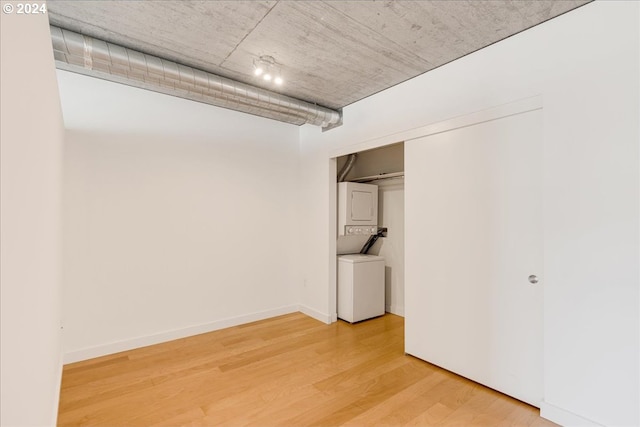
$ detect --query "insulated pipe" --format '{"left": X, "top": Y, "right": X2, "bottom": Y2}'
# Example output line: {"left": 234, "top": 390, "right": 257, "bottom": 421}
{"left": 50, "top": 26, "right": 341, "bottom": 128}
{"left": 360, "top": 227, "right": 387, "bottom": 254}
{"left": 337, "top": 153, "right": 357, "bottom": 182}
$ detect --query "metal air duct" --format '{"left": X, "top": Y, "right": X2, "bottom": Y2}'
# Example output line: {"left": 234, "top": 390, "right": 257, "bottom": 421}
{"left": 337, "top": 153, "right": 357, "bottom": 182}
{"left": 50, "top": 26, "right": 341, "bottom": 128}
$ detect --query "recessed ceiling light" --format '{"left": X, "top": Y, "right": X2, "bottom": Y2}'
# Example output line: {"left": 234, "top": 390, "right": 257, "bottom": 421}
{"left": 274, "top": 76, "right": 283, "bottom": 85}
{"left": 263, "top": 73, "right": 272, "bottom": 81}
{"left": 254, "top": 67, "right": 263, "bottom": 76}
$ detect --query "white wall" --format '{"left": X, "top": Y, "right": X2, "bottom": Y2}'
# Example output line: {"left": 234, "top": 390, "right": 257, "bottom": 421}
{"left": 58, "top": 71, "right": 301, "bottom": 362}
{"left": 373, "top": 180, "right": 404, "bottom": 316}
{"left": 0, "top": 7, "right": 65, "bottom": 427}
{"left": 299, "top": 2, "right": 639, "bottom": 426}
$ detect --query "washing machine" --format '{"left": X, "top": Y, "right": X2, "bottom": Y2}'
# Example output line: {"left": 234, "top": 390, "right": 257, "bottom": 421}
{"left": 337, "top": 254, "right": 385, "bottom": 323}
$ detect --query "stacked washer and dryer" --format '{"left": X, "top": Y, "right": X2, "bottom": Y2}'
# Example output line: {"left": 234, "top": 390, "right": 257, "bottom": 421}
{"left": 337, "top": 182, "right": 386, "bottom": 323}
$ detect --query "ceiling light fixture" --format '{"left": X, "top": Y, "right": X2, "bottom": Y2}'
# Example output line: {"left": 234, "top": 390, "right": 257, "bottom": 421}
{"left": 253, "top": 55, "right": 283, "bottom": 86}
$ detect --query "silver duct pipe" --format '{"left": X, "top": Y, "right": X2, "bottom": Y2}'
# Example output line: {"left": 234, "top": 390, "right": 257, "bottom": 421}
{"left": 337, "top": 153, "right": 357, "bottom": 182}
{"left": 50, "top": 26, "right": 341, "bottom": 128}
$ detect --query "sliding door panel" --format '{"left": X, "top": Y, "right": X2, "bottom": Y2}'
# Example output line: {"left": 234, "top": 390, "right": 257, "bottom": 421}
{"left": 405, "top": 110, "right": 543, "bottom": 406}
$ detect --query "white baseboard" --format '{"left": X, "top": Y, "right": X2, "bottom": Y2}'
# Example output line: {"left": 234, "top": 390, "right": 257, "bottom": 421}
{"left": 298, "top": 304, "right": 333, "bottom": 324}
{"left": 540, "top": 401, "right": 603, "bottom": 427}
{"left": 386, "top": 305, "right": 405, "bottom": 317}
{"left": 63, "top": 305, "right": 299, "bottom": 364}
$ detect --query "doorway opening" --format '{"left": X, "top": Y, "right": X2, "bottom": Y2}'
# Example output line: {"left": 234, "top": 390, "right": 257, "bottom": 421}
{"left": 333, "top": 142, "right": 405, "bottom": 321}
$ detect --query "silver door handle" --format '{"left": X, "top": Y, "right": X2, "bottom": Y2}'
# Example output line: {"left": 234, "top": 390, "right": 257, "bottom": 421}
{"left": 528, "top": 275, "right": 539, "bottom": 284}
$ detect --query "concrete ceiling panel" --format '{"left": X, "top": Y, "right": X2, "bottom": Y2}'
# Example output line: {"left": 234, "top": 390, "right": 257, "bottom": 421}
{"left": 48, "top": 1, "right": 277, "bottom": 80}
{"left": 47, "top": 0, "right": 591, "bottom": 117}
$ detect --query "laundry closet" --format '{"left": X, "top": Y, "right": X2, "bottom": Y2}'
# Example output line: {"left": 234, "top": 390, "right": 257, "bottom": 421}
{"left": 335, "top": 142, "right": 405, "bottom": 321}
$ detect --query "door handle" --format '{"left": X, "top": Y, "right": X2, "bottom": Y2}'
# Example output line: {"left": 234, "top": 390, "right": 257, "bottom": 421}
{"left": 528, "top": 275, "right": 539, "bottom": 284}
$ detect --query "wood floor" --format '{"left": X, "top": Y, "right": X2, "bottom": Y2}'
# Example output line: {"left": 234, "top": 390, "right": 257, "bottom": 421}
{"left": 58, "top": 313, "right": 557, "bottom": 427}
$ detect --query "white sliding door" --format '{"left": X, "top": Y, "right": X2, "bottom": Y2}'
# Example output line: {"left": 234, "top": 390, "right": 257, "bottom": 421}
{"left": 405, "top": 109, "right": 543, "bottom": 406}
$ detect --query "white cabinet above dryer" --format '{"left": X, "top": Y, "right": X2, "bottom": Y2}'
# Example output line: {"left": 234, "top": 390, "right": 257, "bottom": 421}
{"left": 338, "top": 182, "right": 378, "bottom": 236}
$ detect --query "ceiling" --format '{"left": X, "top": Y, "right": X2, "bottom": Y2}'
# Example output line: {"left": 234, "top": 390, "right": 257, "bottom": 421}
{"left": 48, "top": 0, "right": 589, "bottom": 117}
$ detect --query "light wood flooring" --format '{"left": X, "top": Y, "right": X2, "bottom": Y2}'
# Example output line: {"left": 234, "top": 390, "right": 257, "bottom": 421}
{"left": 58, "top": 313, "right": 557, "bottom": 427}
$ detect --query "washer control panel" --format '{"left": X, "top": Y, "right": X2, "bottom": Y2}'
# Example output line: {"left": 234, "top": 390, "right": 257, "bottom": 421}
{"left": 344, "top": 225, "right": 377, "bottom": 236}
